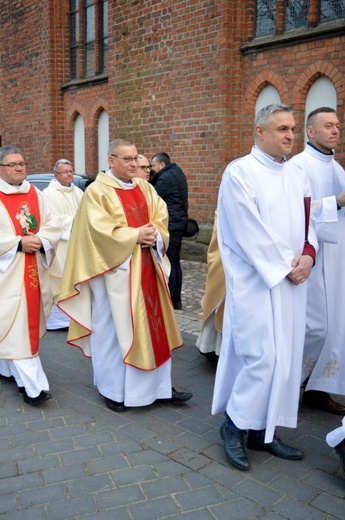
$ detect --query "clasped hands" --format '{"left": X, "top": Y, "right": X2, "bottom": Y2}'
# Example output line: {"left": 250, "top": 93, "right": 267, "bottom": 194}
{"left": 137, "top": 223, "right": 157, "bottom": 248}
{"left": 21, "top": 232, "right": 43, "bottom": 253}
{"left": 288, "top": 255, "right": 314, "bottom": 285}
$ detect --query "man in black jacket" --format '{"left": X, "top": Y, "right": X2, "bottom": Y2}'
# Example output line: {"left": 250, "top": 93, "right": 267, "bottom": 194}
{"left": 151, "top": 152, "right": 188, "bottom": 310}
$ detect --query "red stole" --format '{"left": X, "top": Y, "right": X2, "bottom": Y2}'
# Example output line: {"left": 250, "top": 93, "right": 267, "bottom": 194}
{"left": 116, "top": 185, "right": 171, "bottom": 368}
{"left": 0, "top": 186, "right": 41, "bottom": 355}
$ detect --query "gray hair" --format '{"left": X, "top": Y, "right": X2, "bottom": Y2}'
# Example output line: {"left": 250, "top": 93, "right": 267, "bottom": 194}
{"left": 0, "top": 145, "right": 23, "bottom": 163}
{"left": 255, "top": 104, "right": 293, "bottom": 129}
{"left": 53, "top": 159, "right": 72, "bottom": 173}
{"left": 108, "top": 138, "right": 134, "bottom": 155}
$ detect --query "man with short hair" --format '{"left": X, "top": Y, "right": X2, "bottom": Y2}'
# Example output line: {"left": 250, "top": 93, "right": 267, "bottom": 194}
{"left": 290, "top": 107, "right": 345, "bottom": 415}
{"left": 212, "top": 104, "right": 316, "bottom": 471}
{"left": 150, "top": 152, "right": 188, "bottom": 310}
{"left": 43, "top": 159, "right": 84, "bottom": 330}
{"left": 58, "top": 138, "right": 192, "bottom": 412}
{"left": 0, "top": 145, "right": 61, "bottom": 405}
{"left": 136, "top": 154, "right": 151, "bottom": 181}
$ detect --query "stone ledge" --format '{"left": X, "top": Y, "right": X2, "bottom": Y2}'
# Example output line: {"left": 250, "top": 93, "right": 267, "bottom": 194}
{"left": 181, "top": 224, "right": 212, "bottom": 263}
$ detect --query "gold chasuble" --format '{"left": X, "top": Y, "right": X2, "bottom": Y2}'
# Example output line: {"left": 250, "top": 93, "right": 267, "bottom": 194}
{"left": 58, "top": 173, "right": 183, "bottom": 371}
{"left": 201, "top": 214, "right": 225, "bottom": 332}
{"left": 0, "top": 187, "right": 41, "bottom": 355}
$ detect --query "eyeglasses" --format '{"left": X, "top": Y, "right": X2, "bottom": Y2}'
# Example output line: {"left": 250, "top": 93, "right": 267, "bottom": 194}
{"left": 0, "top": 162, "right": 27, "bottom": 168}
{"left": 110, "top": 154, "right": 140, "bottom": 164}
{"left": 138, "top": 165, "right": 151, "bottom": 171}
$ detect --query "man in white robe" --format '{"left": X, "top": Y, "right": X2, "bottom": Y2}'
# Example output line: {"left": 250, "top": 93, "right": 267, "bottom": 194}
{"left": 0, "top": 145, "right": 61, "bottom": 405}
{"left": 290, "top": 107, "right": 345, "bottom": 415}
{"left": 58, "top": 138, "right": 192, "bottom": 412}
{"left": 212, "top": 104, "right": 317, "bottom": 471}
{"left": 43, "top": 159, "right": 84, "bottom": 330}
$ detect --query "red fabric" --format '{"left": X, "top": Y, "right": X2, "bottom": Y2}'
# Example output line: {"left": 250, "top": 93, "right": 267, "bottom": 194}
{"left": 303, "top": 196, "right": 316, "bottom": 264}
{"left": 116, "top": 185, "right": 171, "bottom": 368}
{"left": 0, "top": 186, "right": 41, "bottom": 355}
{"left": 302, "top": 241, "right": 316, "bottom": 262}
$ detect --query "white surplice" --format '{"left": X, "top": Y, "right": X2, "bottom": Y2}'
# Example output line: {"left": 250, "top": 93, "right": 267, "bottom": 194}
{"left": 212, "top": 146, "right": 317, "bottom": 443}
{"left": 43, "top": 180, "right": 84, "bottom": 330}
{"left": 290, "top": 144, "right": 345, "bottom": 395}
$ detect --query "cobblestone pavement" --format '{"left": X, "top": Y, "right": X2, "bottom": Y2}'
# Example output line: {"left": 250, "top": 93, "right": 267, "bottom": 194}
{"left": 1, "top": 260, "right": 345, "bottom": 519}
{"left": 174, "top": 260, "right": 207, "bottom": 336}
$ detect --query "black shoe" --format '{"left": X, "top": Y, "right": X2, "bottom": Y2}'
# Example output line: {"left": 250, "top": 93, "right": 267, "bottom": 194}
{"left": 173, "top": 301, "right": 182, "bottom": 310}
{"left": 23, "top": 391, "right": 52, "bottom": 406}
{"left": 335, "top": 440, "right": 345, "bottom": 474}
{"left": 303, "top": 390, "right": 345, "bottom": 415}
{"left": 200, "top": 351, "right": 219, "bottom": 363}
{"left": 156, "top": 387, "right": 193, "bottom": 404}
{"left": 0, "top": 374, "right": 15, "bottom": 383}
{"left": 103, "top": 396, "right": 127, "bottom": 412}
{"left": 171, "top": 387, "right": 192, "bottom": 403}
{"left": 247, "top": 430, "right": 303, "bottom": 460}
{"left": 220, "top": 422, "right": 250, "bottom": 470}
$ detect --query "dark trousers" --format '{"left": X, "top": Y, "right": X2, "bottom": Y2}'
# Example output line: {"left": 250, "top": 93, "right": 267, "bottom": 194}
{"left": 167, "top": 230, "right": 183, "bottom": 306}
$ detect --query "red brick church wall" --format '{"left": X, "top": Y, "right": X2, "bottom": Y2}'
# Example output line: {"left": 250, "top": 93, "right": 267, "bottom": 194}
{"left": 0, "top": 0, "right": 344, "bottom": 224}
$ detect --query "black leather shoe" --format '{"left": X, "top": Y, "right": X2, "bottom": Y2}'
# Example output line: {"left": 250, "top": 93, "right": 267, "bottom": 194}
{"left": 335, "top": 439, "right": 345, "bottom": 474}
{"left": 156, "top": 387, "right": 193, "bottom": 404}
{"left": 171, "top": 387, "right": 192, "bottom": 403}
{"left": 0, "top": 374, "right": 15, "bottom": 383}
{"left": 23, "top": 391, "right": 52, "bottom": 406}
{"left": 247, "top": 430, "right": 303, "bottom": 460}
{"left": 303, "top": 390, "right": 345, "bottom": 415}
{"left": 220, "top": 422, "right": 250, "bottom": 470}
{"left": 103, "top": 396, "right": 127, "bottom": 412}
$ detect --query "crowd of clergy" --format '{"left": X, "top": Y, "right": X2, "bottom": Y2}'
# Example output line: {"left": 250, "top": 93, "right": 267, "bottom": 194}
{"left": 1, "top": 103, "right": 345, "bottom": 474}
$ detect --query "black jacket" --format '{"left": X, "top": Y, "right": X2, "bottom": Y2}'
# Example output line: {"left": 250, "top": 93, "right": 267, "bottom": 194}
{"left": 154, "top": 163, "right": 188, "bottom": 232}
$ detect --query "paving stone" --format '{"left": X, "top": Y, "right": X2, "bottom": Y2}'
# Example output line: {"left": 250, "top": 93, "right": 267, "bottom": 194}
{"left": 174, "top": 486, "right": 229, "bottom": 510}
{"left": 46, "top": 495, "right": 97, "bottom": 519}
{"left": 65, "top": 473, "right": 114, "bottom": 497}
{"left": 310, "top": 491, "right": 345, "bottom": 518}
{"left": 42, "top": 462, "right": 88, "bottom": 485}
{"left": 18, "top": 483, "right": 68, "bottom": 508}
{"left": 272, "top": 496, "right": 330, "bottom": 519}
{"left": 110, "top": 465, "right": 158, "bottom": 486}
{"left": 233, "top": 478, "right": 284, "bottom": 508}
{"left": 95, "top": 485, "right": 145, "bottom": 509}
{"left": 0, "top": 492, "right": 18, "bottom": 514}
{"left": 1, "top": 261, "right": 345, "bottom": 519}
{"left": 169, "top": 447, "right": 212, "bottom": 471}
{"left": 141, "top": 475, "right": 189, "bottom": 499}
{"left": 85, "top": 454, "right": 130, "bottom": 475}
{"left": 128, "top": 496, "right": 181, "bottom": 520}
{"left": 210, "top": 497, "right": 267, "bottom": 519}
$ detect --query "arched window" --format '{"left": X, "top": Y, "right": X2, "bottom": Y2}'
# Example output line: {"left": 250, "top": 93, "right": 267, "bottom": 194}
{"left": 74, "top": 115, "right": 85, "bottom": 174}
{"left": 98, "top": 110, "right": 109, "bottom": 172}
{"left": 255, "top": 85, "right": 281, "bottom": 115}
{"left": 305, "top": 77, "right": 337, "bottom": 142}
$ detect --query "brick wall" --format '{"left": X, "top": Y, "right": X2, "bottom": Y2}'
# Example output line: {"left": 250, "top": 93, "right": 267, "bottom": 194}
{"left": 0, "top": 0, "right": 344, "bottom": 225}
